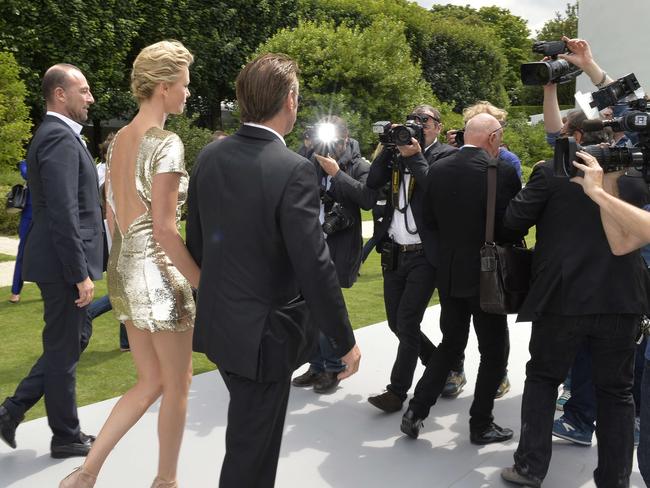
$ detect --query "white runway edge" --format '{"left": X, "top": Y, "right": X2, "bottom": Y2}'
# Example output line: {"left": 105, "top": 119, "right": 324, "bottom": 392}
{"left": 0, "top": 305, "right": 644, "bottom": 487}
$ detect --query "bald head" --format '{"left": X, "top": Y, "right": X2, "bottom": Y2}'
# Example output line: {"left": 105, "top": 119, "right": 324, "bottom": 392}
{"left": 464, "top": 113, "right": 503, "bottom": 157}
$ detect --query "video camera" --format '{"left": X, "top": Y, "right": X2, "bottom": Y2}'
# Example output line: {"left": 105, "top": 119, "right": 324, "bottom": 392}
{"left": 520, "top": 40, "right": 583, "bottom": 86}
{"left": 554, "top": 73, "right": 650, "bottom": 179}
{"left": 373, "top": 114, "right": 426, "bottom": 148}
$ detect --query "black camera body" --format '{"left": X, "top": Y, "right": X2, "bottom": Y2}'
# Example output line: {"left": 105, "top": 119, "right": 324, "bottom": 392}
{"left": 589, "top": 73, "right": 641, "bottom": 110}
{"left": 520, "top": 40, "right": 582, "bottom": 86}
{"left": 373, "top": 119, "right": 425, "bottom": 148}
{"left": 322, "top": 203, "right": 354, "bottom": 235}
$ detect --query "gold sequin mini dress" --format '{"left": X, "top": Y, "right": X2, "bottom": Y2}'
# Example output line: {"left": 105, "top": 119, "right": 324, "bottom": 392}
{"left": 106, "top": 127, "right": 195, "bottom": 332}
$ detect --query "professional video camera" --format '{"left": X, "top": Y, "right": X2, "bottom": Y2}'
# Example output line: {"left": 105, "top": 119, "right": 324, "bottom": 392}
{"left": 320, "top": 190, "right": 354, "bottom": 235}
{"left": 520, "top": 40, "right": 582, "bottom": 86}
{"left": 554, "top": 73, "right": 650, "bottom": 178}
{"left": 373, "top": 114, "right": 425, "bottom": 148}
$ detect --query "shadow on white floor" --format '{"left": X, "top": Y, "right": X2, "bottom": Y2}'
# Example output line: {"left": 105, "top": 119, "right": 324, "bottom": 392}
{"left": 0, "top": 305, "right": 645, "bottom": 487}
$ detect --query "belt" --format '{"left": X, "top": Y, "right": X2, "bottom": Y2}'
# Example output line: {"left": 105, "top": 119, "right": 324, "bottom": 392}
{"left": 396, "top": 242, "right": 423, "bottom": 252}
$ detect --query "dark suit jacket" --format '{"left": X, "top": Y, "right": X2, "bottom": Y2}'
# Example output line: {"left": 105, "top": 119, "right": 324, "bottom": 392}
{"left": 504, "top": 160, "right": 650, "bottom": 322}
{"left": 312, "top": 142, "right": 376, "bottom": 288}
{"left": 186, "top": 124, "right": 356, "bottom": 381}
{"left": 23, "top": 115, "right": 104, "bottom": 284}
{"left": 366, "top": 140, "right": 457, "bottom": 266}
{"left": 424, "top": 146, "right": 522, "bottom": 298}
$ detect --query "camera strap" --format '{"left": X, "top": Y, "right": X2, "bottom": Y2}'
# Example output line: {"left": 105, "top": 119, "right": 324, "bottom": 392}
{"left": 391, "top": 165, "right": 415, "bottom": 212}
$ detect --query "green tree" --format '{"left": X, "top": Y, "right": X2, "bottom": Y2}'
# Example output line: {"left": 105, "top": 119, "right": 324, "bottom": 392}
{"left": 0, "top": 0, "right": 143, "bottom": 150}
{"left": 257, "top": 17, "right": 446, "bottom": 155}
{"left": 135, "top": 0, "right": 300, "bottom": 130}
{"left": 0, "top": 52, "right": 32, "bottom": 173}
{"left": 430, "top": 5, "right": 531, "bottom": 104}
{"left": 422, "top": 20, "right": 509, "bottom": 113}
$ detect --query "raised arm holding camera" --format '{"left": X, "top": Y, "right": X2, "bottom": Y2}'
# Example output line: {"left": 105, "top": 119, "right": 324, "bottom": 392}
{"left": 500, "top": 39, "right": 650, "bottom": 488}
{"left": 292, "top": 116, "right": 376, "bottom": 394}
{"left": 365, "top": 105, "right": 456, "bottom": 413}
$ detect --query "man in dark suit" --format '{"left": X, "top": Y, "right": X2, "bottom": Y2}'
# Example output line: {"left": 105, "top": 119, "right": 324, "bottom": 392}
{"left": 399, "top": 113, "right": 522, "bottom": 444}
{"left": 186, "top": 53, "right": 361, "bottom": 488}
{"left": 366, "top": 105, "right": 457, "bottom": 413}
{"left": 292, "top": 116, "right": 376, "bottom": 394}
{"left": 0, "top": 64, "right": 104, "bottom": 458}
{"left": 501, "top": 157, "right": 650, "bottom": 485}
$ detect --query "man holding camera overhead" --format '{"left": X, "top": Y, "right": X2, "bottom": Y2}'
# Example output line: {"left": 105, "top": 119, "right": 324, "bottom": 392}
{"left": 365, "top": 105, "right": 456, "bottom": 413}
{"left": 291, "top": 115, "right": 376, "bottom": 394}
{"left": 500, "top": 37, "right": 650, "bottom": 488}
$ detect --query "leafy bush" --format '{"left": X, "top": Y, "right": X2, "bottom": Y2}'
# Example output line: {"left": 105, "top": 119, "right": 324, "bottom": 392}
{"left": 165, "top": 114, "right": 213, "bottom": 176}
{"left": 0, "top": 52, "right": 32, "bottom": 173}
{"left": 257, "top": 17, "right": 447, "bottom": 155}
{"left": 0, "top": 184, "right": 20, "bottom": 235}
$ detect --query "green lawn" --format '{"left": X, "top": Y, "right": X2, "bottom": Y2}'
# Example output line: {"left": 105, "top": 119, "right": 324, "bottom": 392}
{"left": 0, "top": 227, "right": 534, "bottom": 422}
{"left": 0, "top": 253, "right": 15, "bottom": 263}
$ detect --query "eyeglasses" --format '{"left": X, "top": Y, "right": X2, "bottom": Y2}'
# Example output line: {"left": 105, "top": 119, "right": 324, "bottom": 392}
{"left": 409, "top": 113, "right": 440, "bottom": 125}
{"left": 489, "top": 121, "right": 507, "bottom": 136}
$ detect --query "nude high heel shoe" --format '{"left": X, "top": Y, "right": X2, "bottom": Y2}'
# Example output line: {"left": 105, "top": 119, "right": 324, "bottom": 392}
{"left": 59, "top": 467, "right": 97, "bottom": 488}
{"left": 151, "top": 476, "right": 178, "bottom": 488}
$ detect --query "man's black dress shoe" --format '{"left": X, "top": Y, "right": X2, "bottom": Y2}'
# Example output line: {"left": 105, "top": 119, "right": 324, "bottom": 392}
{"left": 368, "top": 391, "right": 403, "bottom": 413}
{"left": 292, "top": 368, "right": 321, "bottom": 388}
{"left": 51, "top": 432, "right": 96, "bottom": 458}
{"left": 400, "top": 409, "right": 424, "bottom": 439}
{"left": 0, "top": 404, "right": 21, "bottom": 449}
{"left": 313, "top": 372, "right": 340, "bottom": 394}
{"left": 470, "top": 423, "right": 513, "bottom": 445}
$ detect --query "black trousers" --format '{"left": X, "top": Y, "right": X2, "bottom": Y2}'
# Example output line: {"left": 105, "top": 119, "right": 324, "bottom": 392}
{"left": 514, "top": 314, "right": 638, "bottom": 487}
{"left": 219, "top": 370, "right": 291, "bottom": 488}
{"left": 383, "top": 250, "right": 436, "bottom": 400}
{"left": 4, "top": 282, "right": 91, "bottom": 443}
{"left": 409, "top": 294, "right": 508, "bottom": 432}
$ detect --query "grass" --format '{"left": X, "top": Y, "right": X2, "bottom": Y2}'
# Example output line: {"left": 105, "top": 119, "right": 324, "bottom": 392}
{"left": 0, "top": 253, "right": 15, "bottom": 263}
{"left": 0, "top": 227, "right": 533, "bottom": 423}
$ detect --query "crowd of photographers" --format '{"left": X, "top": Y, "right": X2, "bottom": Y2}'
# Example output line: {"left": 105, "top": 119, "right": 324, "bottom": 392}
{"left": 289, "top": 36, "right": 650, "bottom": 487}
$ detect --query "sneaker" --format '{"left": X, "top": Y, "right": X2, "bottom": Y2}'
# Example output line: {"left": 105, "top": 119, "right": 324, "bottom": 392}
{"left": 556, "top": 388, "right": 571, "bottom": 411}
{"left": 495, "top": 375, "right": 511, "bottom": 399}
{"left": 292, "top": 368, "right": 321, "bottom": 388}
{"left": 368, "top": 390, "right": 403, "bottom": 413}
{"left": 501, "top": 466, "right": 542, "bottom": 488}
{"left": 441, "top": 370, "right": 466, "bottom": 398}
{"left": 635, "top": 416, "right": 641, "bottom": 447}
{"left": 552, "top": 416, "right": 592, "bottom": 446}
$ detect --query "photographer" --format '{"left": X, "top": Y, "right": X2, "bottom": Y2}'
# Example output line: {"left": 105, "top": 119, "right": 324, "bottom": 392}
{"left": 292, "top": 115, "right": 376, "bottom": 394}
{"left": 499, "top": 38, "right": 650, "bottom": 488}
{"left": 365, "top": 105, "right": 457, "bottom": 413}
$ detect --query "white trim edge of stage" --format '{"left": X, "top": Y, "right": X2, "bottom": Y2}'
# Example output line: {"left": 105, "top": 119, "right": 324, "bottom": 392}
{"left": 0, "top": 305, "right": 644, "bottom": 487}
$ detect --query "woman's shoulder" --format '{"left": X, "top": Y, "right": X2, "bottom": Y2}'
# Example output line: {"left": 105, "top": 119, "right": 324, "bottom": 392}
{"left": 146, "top": 127, "right": 182, "bottom": 146}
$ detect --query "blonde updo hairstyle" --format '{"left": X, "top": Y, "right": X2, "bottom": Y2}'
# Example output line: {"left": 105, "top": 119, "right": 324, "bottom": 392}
{"left": 131, "top": 40, "right": 194, "bottom": 103}
{"left": 463, "top": 101, "right": 508, "bottom": 124}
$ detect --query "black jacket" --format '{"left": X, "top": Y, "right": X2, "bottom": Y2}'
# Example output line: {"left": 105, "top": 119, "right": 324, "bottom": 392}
{"left": 23, "top": 115, "right": 104, "bottom": 284}
{"left": 186, "top": 125, "right": 356, "bottom": 381}
{"left": 366, "top": 140, "right": 457, "bottom": 266}
{"left": 504, "top": 160, "right": 650, "bottom": 321}
{"left": 424, "top": 146, "right": 523, "bottom": 297}
{"left": 312, "top": 142, "right": 376, "bottom": 288}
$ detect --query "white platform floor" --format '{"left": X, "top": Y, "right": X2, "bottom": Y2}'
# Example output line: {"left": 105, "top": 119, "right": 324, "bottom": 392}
{"left": 0, "top": 305, "right": 645, "bottom": 487}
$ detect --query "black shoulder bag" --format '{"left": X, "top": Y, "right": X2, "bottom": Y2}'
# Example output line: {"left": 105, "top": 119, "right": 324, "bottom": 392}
{"left": 479, "top": 159, "right": 532, "bottom": 314}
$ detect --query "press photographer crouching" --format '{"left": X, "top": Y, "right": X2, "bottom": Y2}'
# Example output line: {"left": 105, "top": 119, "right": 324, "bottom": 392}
{"left": 500, "top": 36, "right": 650, "bottom": 488}
{"left": 292, "top": 115, "right": 376, "bottom": 394}
{"left": 365, "top": 105, "right": 457, "bottom": 413}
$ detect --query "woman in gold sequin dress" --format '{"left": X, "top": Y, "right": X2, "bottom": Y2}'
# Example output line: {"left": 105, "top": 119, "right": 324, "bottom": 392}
{"left": 60, "top": 41, "right": 200, "bottom": 488}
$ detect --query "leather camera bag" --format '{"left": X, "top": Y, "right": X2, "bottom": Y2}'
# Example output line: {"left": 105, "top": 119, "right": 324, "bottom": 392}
{"left": 479, "top": 160, "right": 532, "bottom": 314}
